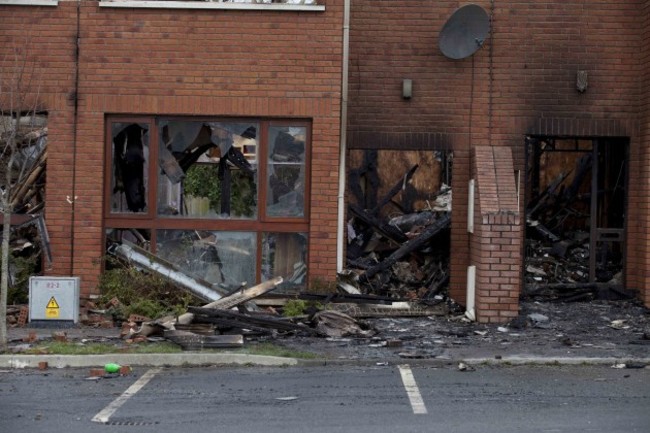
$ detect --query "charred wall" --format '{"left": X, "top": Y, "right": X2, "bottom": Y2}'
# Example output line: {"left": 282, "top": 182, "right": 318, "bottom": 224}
{"left": 636, "top": 0, "right": 650, "bottom": 306}
{"left": 348, "top": 0, "right": 647, "bottom": 308}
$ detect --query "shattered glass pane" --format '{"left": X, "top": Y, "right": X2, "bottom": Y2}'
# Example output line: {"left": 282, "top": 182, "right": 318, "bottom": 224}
{"left": 110, "top": 123, "right": 149, "bottom": 213}
{"left": 156, "top": 229, "right": 256, "bottom": 291}
{"left": 105, "top": 228, "right": 151, "bottom": 251}
{"left": 157, "top": 120, "right": 258, "bottom": 219}
{"left": 262, "top": 232, "right": 307, "bottom": 291}
{"left": 266, "top": 126, "right": 306, "bottom": 218}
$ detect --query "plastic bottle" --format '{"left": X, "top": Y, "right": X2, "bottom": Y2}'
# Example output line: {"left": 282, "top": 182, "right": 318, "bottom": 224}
{"left": 104, "top": 363, "right": 120, "bottom": 374}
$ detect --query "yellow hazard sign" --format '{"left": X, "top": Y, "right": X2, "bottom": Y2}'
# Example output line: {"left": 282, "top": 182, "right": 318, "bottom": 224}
{"left": 45, "top": 297, "right": 60, "bottom": 319}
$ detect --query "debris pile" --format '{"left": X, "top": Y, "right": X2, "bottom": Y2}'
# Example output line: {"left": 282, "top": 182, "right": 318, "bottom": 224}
{"left": 0, "top": 114, "right": 47, "bottom": 215}
{"left": 1, "top": 114, "right": 49, "bottom": 307}
{"left": 345, "top": 163, "right": 452, "bottom": 301}
{"left": 117, "top": 277, "right": 387, "bottom": 350}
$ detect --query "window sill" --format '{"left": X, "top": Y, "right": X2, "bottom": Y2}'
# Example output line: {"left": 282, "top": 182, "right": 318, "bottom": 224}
{"left": 99, "top": 1, "right": 325, "bottom": 12}
{"left": 0, "top": 0, "right": 58, "bottom": 6}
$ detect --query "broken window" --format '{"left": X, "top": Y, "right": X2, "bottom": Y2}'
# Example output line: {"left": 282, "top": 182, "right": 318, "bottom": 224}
{"left": 110, "top": 123, "right": 149, "bottom": 214}
{"left": 105, "top": 116, "right": 310, "bottom": 292}
{"left": 267, "top": 126, "right": 306, "bottom": 218}
{"left": 157, "top": 121, "right": 258, "bottom": 219}
{"left": 262, "top": 232, "right": 308, "bottom": 289}
{"left": 156, "top": 229, "right": 256, "bottom": 290}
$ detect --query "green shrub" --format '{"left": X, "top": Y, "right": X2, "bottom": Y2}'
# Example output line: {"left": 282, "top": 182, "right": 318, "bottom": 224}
{"left": 97, "top": 259, "right": 201, "bottom": 320}
{"left": 6, "top": 255, "right": 37, "bottom": 305}
{"left": 282, "top": 299, "right": 308, "bottom": 317}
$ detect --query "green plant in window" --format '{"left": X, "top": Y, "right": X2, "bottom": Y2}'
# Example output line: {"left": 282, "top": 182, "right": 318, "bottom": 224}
{"left": 183, "top": 164, "right": 221, "bottom": 210}
{"left": 183, "top": 163, "right": 256, "bottom": 217}
{"left": 231, "top": 170, "right": 257, "bottom": 217}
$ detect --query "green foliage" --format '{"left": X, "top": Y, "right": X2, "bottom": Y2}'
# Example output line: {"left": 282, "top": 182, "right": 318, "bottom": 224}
{"left": 231, "top": 170, "right": 257, "bottom": 217}
{"left": 6, "top": 255, "right": 37, "bottom": 305}
{"left": 24, "top": 341, "right": 182, "bottom": 355}
{"left": 97, "top": 259, "right": 200, "bottom": 321}
{"left": 183, "top": 164, "right": 256, "bottom": 217}
{"left": 282, "top": 299, "right": 308, "bottom": 317}
{"left": 183, "top": 164, "right": 221, "bottom": 209}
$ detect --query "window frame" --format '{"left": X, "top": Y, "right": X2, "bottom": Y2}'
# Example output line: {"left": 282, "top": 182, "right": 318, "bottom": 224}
{"left": 104, "top": 115, "right": 311, "bottom": 286}
{"left": 0, "top": 1, "right": 58, "bottom": 6}
{"left": 98, "top": 1, "right": 325, "bottom": 12}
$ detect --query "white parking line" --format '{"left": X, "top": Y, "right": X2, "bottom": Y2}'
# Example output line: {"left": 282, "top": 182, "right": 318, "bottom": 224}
{"left": 91, "top": 367, "right": 162, "bottom": 424}
{"left": 398, "top": 364, "right": 428, "bottom": 415}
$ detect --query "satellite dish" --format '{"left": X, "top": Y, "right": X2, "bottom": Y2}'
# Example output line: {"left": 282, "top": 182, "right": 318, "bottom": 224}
{"left": 439, "top": 4, "right": 490, "bottom": 60}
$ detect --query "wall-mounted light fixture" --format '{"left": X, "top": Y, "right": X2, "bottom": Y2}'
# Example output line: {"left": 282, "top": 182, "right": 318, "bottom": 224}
{"left": 402, "top": 79, "right": 412, "bottom": 99}
{"left": 576, "top": 70, "right": 588, "bottom": 93}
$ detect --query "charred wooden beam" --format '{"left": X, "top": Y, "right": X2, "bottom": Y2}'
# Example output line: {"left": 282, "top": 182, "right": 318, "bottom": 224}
{"left": 527, "top": 171, "right": 571, "bottom": 218}
{"left": 349, "top": 204, "right": 408, "bottom": 244}
{"left": 293, "top": 292, "right": 408, "bottom": 305}
{"left": 359, "top": 213, "right": 451, "bottom": 283}
{"left": 188, "top": 307, "right": 321, "bottom": 335}
{"left": 348, "top": 149, "right": 379, "bottom": 209}
{"left": 525, "top": 282, "right": 597, "bottom": 294}
{"left": 369, "top": 164, "right": 419, "bottom": 216}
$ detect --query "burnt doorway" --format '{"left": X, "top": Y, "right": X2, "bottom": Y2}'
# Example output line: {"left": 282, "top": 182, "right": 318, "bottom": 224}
{"left": 524, "top": 137, "right": 628, "bottom": 301}
{"left": 345, "top": 149, "right": 452, "bottom": 301}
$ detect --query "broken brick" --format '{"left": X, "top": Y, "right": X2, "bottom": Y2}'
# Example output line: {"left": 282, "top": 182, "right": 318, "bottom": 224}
{"left": 17, "top": 306, "right": 28, "bottom": 327}
{"left": 88, "top": 369, "right": 104, "bottom": 377}
{"left": 51, "top": 331, "right": 67, "bottom": 342}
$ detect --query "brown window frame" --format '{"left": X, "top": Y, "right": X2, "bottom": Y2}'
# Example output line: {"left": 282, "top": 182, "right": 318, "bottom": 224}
{"left": 104, "top": 115, "right": 311, "bottom": 285}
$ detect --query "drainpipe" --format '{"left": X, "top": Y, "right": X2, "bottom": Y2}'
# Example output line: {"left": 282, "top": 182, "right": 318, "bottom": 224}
{"left": 68, "top": 0, "right": 81, "bottom": 275}
{"left": 336, "top": 0, "right": 350, "bottom": 272}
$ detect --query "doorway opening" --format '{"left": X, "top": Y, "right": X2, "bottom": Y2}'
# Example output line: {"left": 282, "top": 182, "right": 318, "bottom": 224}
{"left": 524, "top": 137, "right": 629, "bottom": 301}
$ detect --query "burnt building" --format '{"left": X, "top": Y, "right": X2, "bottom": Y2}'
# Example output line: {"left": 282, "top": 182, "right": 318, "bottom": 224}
{"left": 2, "top": 0, "right": 650, "bottom": 323}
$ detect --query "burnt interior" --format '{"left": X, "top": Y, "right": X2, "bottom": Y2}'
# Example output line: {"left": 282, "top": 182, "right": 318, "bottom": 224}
{"left": 524, "top": 136, "right": 629, "bottom": 301}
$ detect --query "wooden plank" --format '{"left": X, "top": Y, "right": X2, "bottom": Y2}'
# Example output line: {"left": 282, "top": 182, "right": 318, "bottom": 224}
{"left": 163, "top": 330, "right": 243, "bottom": 350}
{"left": 176, "top": 276, "right": 283, "bottom": 325}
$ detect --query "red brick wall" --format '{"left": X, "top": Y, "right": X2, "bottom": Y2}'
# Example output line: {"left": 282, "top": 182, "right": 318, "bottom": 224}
{"left": 1, "top": 1, "right": 344, "bottom": 296}
{"left": 0, "top": 3, "right": 78, "bottom": 281}
{"left": 348, "top": 1, "right": 647, "bottom": 308}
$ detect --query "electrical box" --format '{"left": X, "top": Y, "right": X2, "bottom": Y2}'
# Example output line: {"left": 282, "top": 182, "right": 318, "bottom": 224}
{"left": 29, "top": 277, "right": 80, "bottom": 326}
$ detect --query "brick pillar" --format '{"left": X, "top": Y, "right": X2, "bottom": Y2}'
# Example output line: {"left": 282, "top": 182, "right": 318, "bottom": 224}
{"left": 470, "top": 146, "right": 522, "bottom": 323}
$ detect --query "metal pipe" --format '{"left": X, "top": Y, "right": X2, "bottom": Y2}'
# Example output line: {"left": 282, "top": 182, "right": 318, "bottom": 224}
{"left": 336, "top": 0, "right": 351, "bottom": 272}
{"left": 113, "top": 243, "right": 224, "bottom": 302}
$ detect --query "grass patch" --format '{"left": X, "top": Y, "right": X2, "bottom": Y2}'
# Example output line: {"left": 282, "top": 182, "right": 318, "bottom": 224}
{"left": 23, "top": 341, "right": 182, "bottom": 355}
{"left": 19, "top": 340, "right": 314, "bottom": 358}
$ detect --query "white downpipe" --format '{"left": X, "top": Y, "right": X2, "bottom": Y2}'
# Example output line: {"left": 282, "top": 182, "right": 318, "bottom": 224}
{"left": 336, "top": 0, "right": 351, "bottom": 272}
{"left": 466, "top": 265, "right": 476, "bottom": 321}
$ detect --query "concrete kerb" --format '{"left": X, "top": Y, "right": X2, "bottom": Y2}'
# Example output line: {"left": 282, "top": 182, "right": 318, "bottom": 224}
{"left": 1, "top": 353, "right": 648, "bottom": 369}
{"left": 0, "top": 353, "right": 298, "bottom": 369}
{"left": 460, "top": 356, "right": 650, "bottom": 367}
{"left": 297, "top": 356, "right": 650, "bottom": 368}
